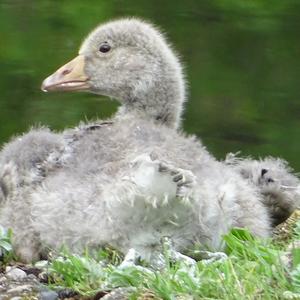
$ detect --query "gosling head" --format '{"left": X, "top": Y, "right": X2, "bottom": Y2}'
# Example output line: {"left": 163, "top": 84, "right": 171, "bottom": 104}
{"left": 41, "top": 18, "right": 186, "bottom": 129}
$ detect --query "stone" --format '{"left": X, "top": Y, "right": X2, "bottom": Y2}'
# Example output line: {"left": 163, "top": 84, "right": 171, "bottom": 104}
{"left": 7, "top": 284, "right": 32, "bottom": 294}
{"left": 40, "top": 290, "right": 59, "bottom": 300}
{"left": 27, "top": 274, "right": 37, "bottom": 280}
{"left": 101, "top": 287, "right": 136, "bottom": 300}
{"left": 34, "top": 260, "right": 49, "bottom": 269}
{"left": 6, "top": 268, "right": 27, "bottom": 281}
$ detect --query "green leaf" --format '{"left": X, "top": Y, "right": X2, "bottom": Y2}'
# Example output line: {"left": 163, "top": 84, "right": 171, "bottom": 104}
{"left": 293, "top": 248, "right": 300, "bottom": 268}
{"left": 0, "top": 240, "right": 12, "bottom": 252}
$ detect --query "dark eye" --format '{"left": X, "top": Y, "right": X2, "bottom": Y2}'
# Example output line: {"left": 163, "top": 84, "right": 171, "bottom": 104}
{"left": 99, "top": 43, "right": 111, "bottom": 53}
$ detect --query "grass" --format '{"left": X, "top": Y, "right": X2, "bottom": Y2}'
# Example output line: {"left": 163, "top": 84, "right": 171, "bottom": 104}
{"left": 2, "top": 224, "right": 300, "bottom": 299}
{"left": 0, "top": 225, "right": 15, "bottom": 265}
{"left": 46, "top": 227, "right": 298, "bottom": 299}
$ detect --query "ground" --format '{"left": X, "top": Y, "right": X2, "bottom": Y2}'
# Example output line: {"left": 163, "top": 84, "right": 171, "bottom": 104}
{"left": 1, "top": 212, "right": 300, "bottom": 299}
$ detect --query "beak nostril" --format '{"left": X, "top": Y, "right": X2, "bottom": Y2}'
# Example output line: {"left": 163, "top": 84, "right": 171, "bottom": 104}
{"left": 41, "top": 55, "right": 88, "bottom": 92}
{"left": 62, "top": 68, "right": 72, "bottom": 76}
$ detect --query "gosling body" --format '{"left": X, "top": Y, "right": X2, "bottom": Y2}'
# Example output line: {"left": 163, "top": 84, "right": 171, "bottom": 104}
{"left": 0, "top": 19, "right": 293, "bottom": 262}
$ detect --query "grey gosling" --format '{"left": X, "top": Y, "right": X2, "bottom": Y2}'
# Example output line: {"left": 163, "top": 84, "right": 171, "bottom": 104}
{"left": 0, "top": 18, "right": 294, "bottom": 263}
{"left": 226, "top": 153, "right": 300, "bottom": 226}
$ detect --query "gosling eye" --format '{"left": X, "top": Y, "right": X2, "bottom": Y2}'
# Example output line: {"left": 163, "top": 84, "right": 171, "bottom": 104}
{"left": 99, "top": 43, "right": 111, "bottom": 53}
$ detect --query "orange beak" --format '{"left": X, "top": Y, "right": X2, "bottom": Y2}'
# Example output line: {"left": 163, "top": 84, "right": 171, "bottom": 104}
{"left": 41, "top": 55, "right": 90, "bottom": 92}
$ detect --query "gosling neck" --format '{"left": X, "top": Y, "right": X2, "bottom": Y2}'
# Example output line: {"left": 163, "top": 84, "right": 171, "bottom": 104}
{"left": 115, "top": 70, "right": 185, "bottom": 130}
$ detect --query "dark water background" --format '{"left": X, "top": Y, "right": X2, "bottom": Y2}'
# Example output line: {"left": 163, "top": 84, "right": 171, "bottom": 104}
{"left": 1, "top": 1, "right": 300, "bottom": 169}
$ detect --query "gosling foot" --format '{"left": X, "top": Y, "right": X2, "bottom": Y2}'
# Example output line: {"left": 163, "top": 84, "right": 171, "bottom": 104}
{"left": 158, "top": 162, "right": 196, "bottom": 199}
{"left": 118, "top": 248, "right": 153, "bottom": 275}
{"left": 149, "top": 237, "right": 197, "bottom": 272}
{"left": 119, "top": 248, "right": 140, "bottom": 268}
{"left": 130, "top": 153, "right": 195, "bottom": 203}
{"left": 195, "top": 250, "right": 228, "bottom": 265}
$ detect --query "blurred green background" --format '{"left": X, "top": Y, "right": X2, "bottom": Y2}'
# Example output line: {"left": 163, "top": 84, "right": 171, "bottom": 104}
{"left": 1, "top": 0, "right": 300, "bottom": 169}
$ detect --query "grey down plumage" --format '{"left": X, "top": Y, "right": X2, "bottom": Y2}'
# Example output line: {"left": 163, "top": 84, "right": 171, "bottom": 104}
{"left": 0, "top": 18, "right": 299, "bottom": 263}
